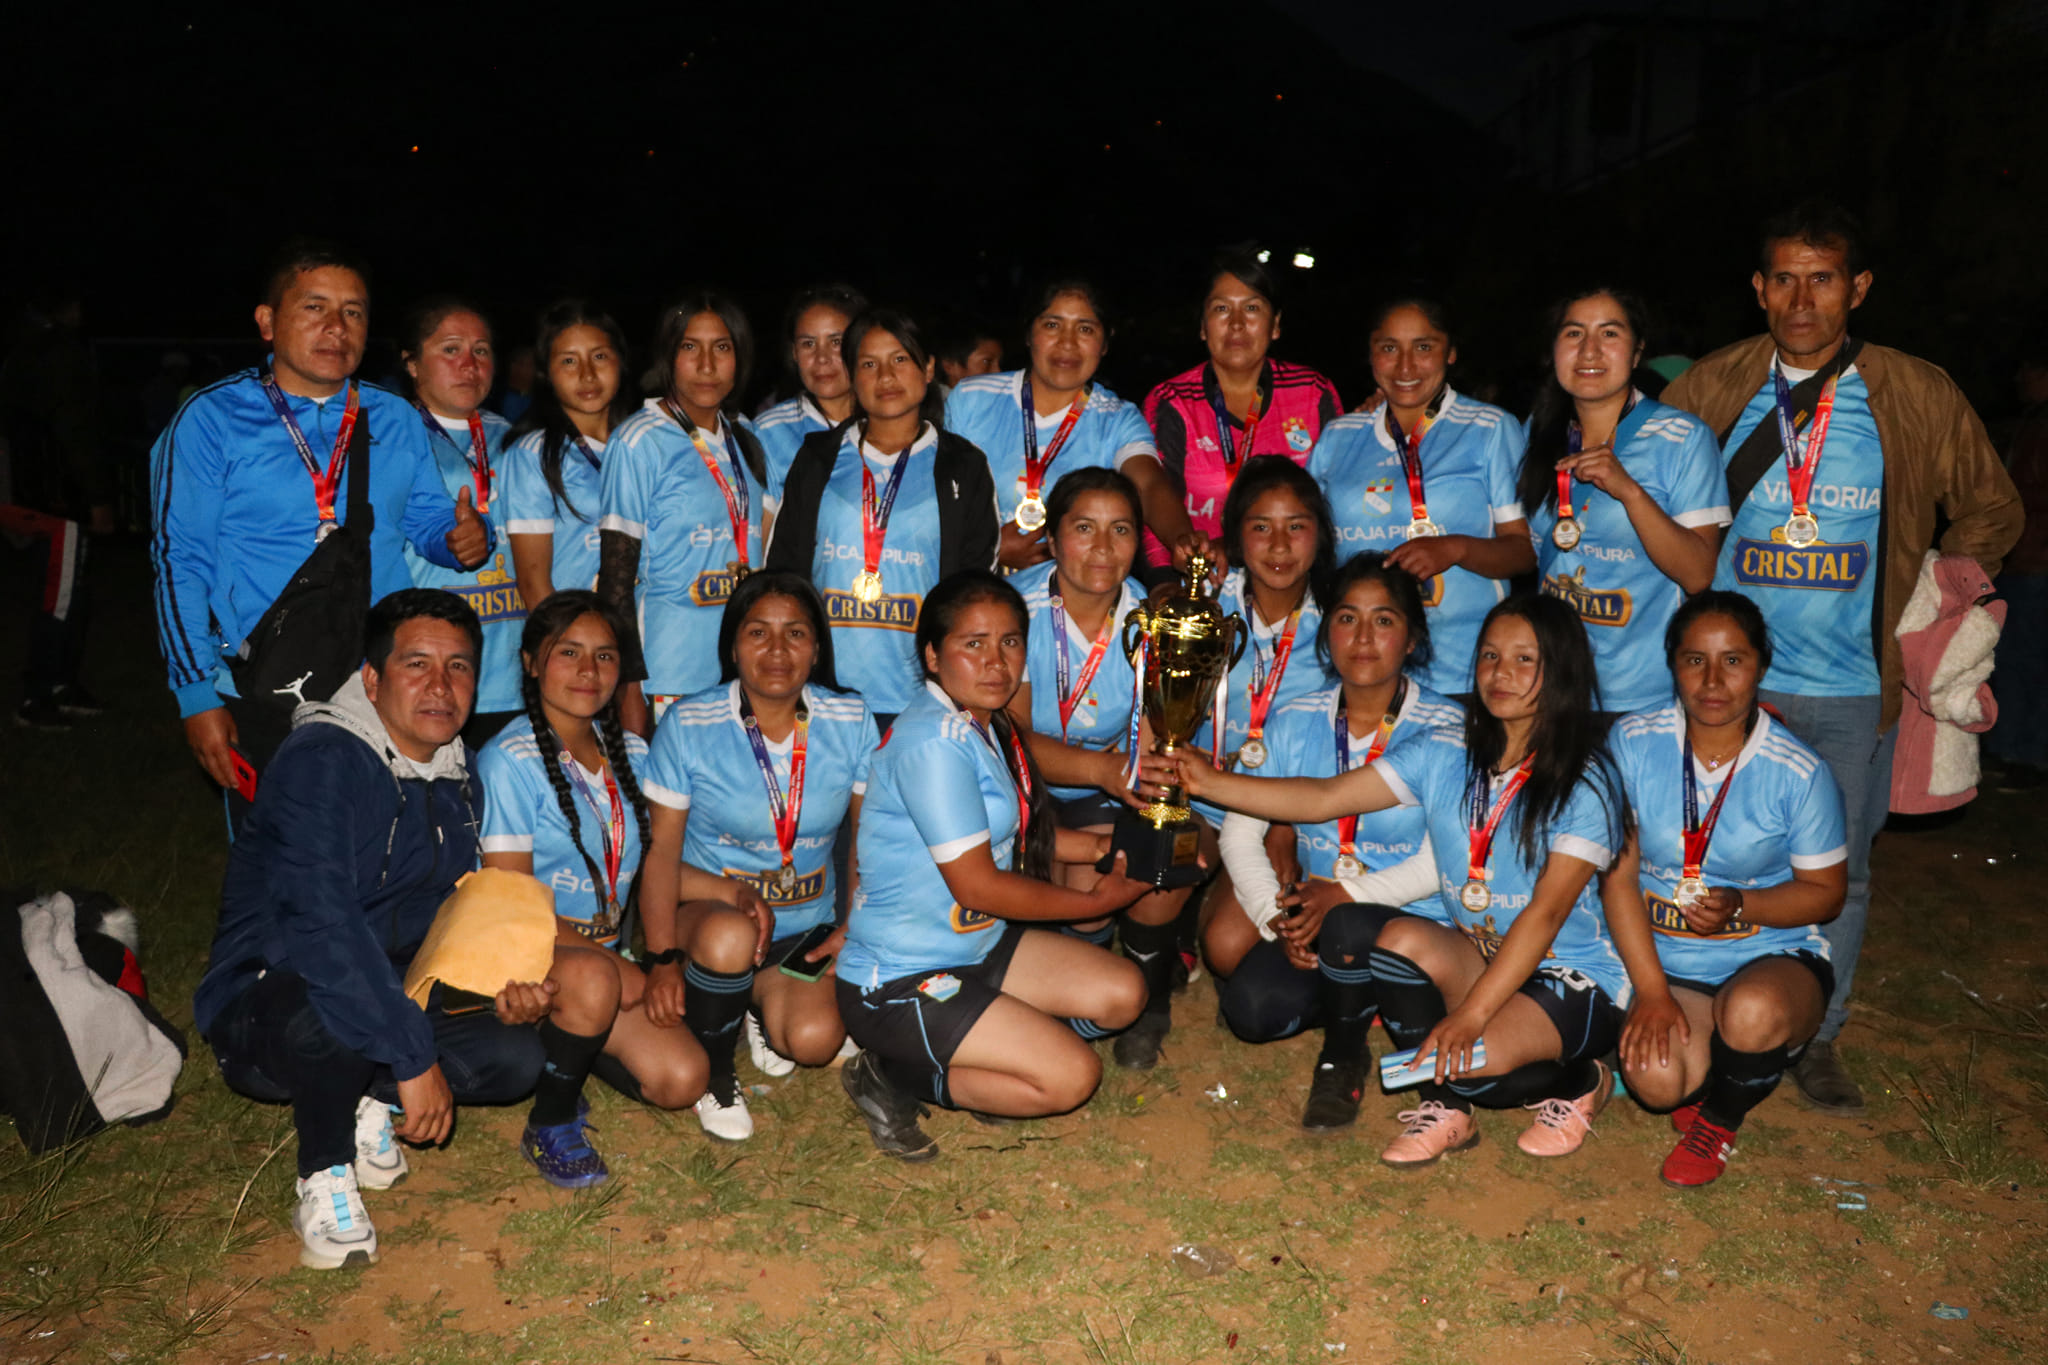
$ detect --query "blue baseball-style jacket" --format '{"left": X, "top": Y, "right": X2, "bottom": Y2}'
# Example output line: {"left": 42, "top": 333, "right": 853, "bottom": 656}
{"left": 149, "top": 369, "right": 485, "bottom": 718}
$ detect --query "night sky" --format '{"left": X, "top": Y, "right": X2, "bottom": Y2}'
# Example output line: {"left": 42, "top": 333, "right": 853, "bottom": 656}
{"left": 5, "top": 1, "right": 2040, "bottom": 413}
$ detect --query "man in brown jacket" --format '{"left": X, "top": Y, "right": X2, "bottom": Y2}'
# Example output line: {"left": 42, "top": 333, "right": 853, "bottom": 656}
{"left": 1662, "top": 201, "right": 2022, "bottom": 1115}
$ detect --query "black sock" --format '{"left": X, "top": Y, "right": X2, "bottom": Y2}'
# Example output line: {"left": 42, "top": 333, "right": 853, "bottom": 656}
{"left": 1120, "top": 918, "right": 1178, "bottom": 1020}
{"left": 1701, "top": 1034, "right": 1790, "bottom": 1130}
{"left": 1366, "top": 947, "right": 1443, "bottom": 1050}
{"left": 1316, "top": 946, "right": 1377, "bottom": 1068}
{"left": 530, "top": 1019, "right": 610, "bottom": 1127}
{"left": 879, "top": 1052, "right": 943, "bottom": 1108}
{"left": 683, "top": 961, "right": 754, "bottom": 1079}
{"left": 1064, "top": 922, "right": 1114, "bottom": 948}
{"left": 1411, "top": 1081, "right": 1470, "bottom": 1114}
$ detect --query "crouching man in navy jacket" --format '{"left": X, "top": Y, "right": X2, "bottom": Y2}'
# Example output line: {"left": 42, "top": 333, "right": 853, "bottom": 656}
{"left": 193, "top": 589, "right": 544, "bottom": 1269}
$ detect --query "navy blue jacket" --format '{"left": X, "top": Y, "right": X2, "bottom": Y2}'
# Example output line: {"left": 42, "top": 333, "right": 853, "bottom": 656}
{"left": 193, "top": 676, "right": 479, "bottom": 1079}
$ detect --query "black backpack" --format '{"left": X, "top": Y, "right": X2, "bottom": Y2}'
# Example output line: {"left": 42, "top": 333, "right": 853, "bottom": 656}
{"left": 228, "top": 407, "right": 375, "bottom": 718}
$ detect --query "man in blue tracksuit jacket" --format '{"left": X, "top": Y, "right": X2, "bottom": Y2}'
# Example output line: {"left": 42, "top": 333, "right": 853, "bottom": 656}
{"left": 194, "top": 589, "right": 542, "bottom": 1270}
{"left": 149, "top": 239, "right": 493, "bottom": 820}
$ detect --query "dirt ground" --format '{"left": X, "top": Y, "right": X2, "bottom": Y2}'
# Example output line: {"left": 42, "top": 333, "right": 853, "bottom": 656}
{"left": 4, "top": 545, "right": 2044, "bottom": 1365}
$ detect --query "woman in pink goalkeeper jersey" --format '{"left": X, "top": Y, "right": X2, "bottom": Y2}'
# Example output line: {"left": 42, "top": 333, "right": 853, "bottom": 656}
{"left": 1141, "top": 249, "right": 1343, "bottom": 575}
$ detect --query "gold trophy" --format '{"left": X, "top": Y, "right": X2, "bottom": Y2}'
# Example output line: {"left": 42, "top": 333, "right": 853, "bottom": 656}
{"left": 1097, "top": 551, "right": 1245, "bottom": 887}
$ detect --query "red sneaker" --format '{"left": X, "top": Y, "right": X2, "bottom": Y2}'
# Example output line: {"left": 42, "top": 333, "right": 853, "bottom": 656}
{"left": 1660, "top": 1114, "right": 1738, "bottom": 1188}
{"left": 1668, "top": 1101, "right": 1702, "bottom": 1135}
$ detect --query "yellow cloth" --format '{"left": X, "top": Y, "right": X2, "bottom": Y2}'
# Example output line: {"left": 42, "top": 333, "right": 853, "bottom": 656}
{"left": 402, "top": 868, "right": 558, "bottom": 1008}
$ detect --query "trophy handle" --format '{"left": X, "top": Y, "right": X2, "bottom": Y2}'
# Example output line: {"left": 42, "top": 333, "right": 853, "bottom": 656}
{"left": 1224, "top": 612, "right": 1248, "bottom": 670}
{"left": 1121, "top": 606, "right": 1151, "bottom": 664}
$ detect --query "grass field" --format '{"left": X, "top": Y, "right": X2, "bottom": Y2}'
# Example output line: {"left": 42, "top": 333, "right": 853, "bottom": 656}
{"left": 4, "top": 545, "right": 2045, "bottom": 1364}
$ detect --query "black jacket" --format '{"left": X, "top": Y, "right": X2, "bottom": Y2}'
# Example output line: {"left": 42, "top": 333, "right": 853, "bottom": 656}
{"left": 765, "top": 423, "right": 999, "bottom": 581}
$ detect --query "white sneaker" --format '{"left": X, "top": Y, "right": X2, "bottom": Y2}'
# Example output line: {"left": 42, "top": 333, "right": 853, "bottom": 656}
{"left": 745, "top": 1012, "right": 796, "bottom": 1078}
{"left": 693, "top": 1073, "right": 755, "bottom": 1142}
{"left": 292, "top": 1164, "right": 379, "bottom": 1269}
{"left": 353, "top": 1095, "right": 408, "bottom": 1190}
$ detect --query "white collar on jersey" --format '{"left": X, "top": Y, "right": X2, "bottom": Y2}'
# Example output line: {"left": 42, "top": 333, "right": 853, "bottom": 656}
{"left": 1677, "top": 703, "right": 1775, "bottom": 784}
{"left": 724, "top": 678, "right": 806, "bottom": 752}
{"left": 1371, "top": 385, "right": 1463, "bottom": 452}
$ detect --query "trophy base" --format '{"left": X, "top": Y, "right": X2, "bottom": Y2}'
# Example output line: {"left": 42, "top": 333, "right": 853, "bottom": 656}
{"left": 1098, "top": 797, "right": 1205, "bottom": 890}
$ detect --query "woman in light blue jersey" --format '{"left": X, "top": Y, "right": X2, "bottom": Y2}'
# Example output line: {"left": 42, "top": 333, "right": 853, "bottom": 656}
{"left": 1177, "top": 594, "right": 1633, "bottom": 1167}
{"left": 503, "top": 301, "right": 637, "bottom": 608}
{"left": 1517, "top": 288, "right": 1730, "bottom": 713}
{"left": 754, "top": 284, "right": 866, "bottom": 498}
{"left": 478, "top": 591, "right": 704, "bottom": 1189}
{"left": 1308, "top": 298, "right": 1535, "bottom": 696}
{"left": 1212, "top": 553, "right": 1462, "bottom": 1132}
{"left": 399, "top": 296, "right": 524, "bottom": 744}
{"left": 1194, "top": 457, "right": 1339, "bottom": 975}
{"left": 1605, "top": 592, "right": 1845, "bottom": 1188}
{"left": 836, "top": 571, "right": 1153, "bottom": 1160}
{"left": 634, "top": 571, "right": 875, "bottom": 1142}
{"left": 1006, "top": 467, "right": 1188, "bottom": 1070}
{"left": 597, "top": 291, "right": 771, "bottom": 738}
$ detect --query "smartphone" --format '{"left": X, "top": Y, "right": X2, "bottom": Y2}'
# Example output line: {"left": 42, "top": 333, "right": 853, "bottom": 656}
{"left": 228, "top": 746, "right": 259, "bottom": 803}
{"left": 777, "top": 921, "right": 838, "bottom": 982}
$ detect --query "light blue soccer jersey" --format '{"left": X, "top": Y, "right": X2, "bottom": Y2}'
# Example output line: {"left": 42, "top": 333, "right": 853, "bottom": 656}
{"left": 1711, "top": 365, "right": 1884, "bottom": 696}
{"left": 477, "top": 715, "right": 650, "bottom": 947}
{"left": 639, "top": 681, "right": 875, "bottom": 937}
{"left": 787, "top": 424, "right": 946, "bottom": 716}
{"left": 598, "top": 400, "right": 767, "bottom": 698}
{"left": 840, "top": 681, "right": 1025, "bottom": 988}
{"left": 944, "top": 372, "right": 1158, "bottom": 525}
{"left": 404, "top": 409, "right": 526, "bottom": 713}
{"left": 1014, "top": 560, "right": 1144, "bottom": 802}
{"left": 1260, "top": 681, "right": 1462, "bottom": 908}
{"left": 1524, "top": 398, "right": 1731, "bottom": 712}
{"left": 1609, "top": 703, "right": 1844, "bottom": 985}
{"left": 501, "top": 427, "right": 605, "bottom": 594}
{"left": 754, "top": 394, "right": 839, "bottom": 505}
{"left": 1308, "top": 389, "right": 1525, "bottom": 695}
{"left": 1188, "top": 570, "right": 1334, "bottom": 822}
{"left": 1374, "top": 722, "right": 1630, "bottom": 1000}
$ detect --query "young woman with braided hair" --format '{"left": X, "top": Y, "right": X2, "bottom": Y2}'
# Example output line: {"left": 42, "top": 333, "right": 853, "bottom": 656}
{"left": 477, "top": 590, "right": 709, "bottom": 1188}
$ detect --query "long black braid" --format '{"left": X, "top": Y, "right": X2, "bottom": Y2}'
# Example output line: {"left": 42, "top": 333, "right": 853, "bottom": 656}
{"left": 516, "top": 589, "right": 654, "bottom": 926}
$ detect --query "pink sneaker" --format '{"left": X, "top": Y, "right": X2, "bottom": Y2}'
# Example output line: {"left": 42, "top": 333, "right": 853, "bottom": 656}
{"left": 1379, "top": 1099, "right": 1480, "bottom": 1168}
{"left": 1517, "top": 1061, "right": 1613, "bottom": 1158}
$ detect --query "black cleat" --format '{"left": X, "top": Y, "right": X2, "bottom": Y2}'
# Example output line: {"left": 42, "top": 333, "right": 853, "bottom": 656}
{"left": 1112, "top": 1013, "right": 1170, "bottom": 1071}
{"left": 1301, "top": 1058, "right": 1368, "bottom": 1132}
{"left": 840, "top": 1050, "right": 939, "bottom": 1162}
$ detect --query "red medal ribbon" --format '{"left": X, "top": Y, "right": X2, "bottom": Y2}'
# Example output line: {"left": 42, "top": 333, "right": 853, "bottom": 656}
{"left": 1050, "top": 594, "right": 1114, "bottom": 741}
{"left": 1020, "top": 375, "right": 1088, "bottom": 504}
{"left": 665, "top": 401, "right": 751, "bottom": 569}
{"left": 969, "top": 712, "right": 1035, "bottom": 856}
{"left": 1243, "top": 609, "right": 1301, "bottom": 745}
{"left": 742, "top": 696, "right": 808, "bottom": 882}
{"left": 1335, "top": 679, "right": 1406, "bottom": 869}
{"left": 1465, "top": 752, "right": 1536, "bottom": 887}
{"left": 463, "top": 410, "right": 492, "bottom": 513}
{"left": 1680, "top": 731, "right": 1738, "bottom": 881}
{"left": 563, "top": 751, "right": 626, "bottom": 914}
{"left": 1554, "top": 466, "right": 1575, "bottom": 524}
{"left": 1385, "top": 390, "right": 1446, "bottom": 530}
{"left": 260, "top": 375, "right": 360, "bottom": 523}
{"left": 860, "top": 437, "right": 914, "bottom": 579}
{"left": 1779, "top": 371, "right": 1839, "bottom": 522}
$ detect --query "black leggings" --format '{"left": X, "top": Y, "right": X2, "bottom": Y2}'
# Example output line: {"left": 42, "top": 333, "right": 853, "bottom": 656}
{"left": 1217, "top": 903, "right": 1400, "bottom": 1042}
{"left": 209, "top": 970, "right": 545, "bottom": 1175}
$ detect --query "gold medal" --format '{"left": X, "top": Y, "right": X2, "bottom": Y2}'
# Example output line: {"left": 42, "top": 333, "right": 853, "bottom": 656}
{"left": 1406, "top": 518, "right": 1444, "bottom": 540}
{"left": 1014, "top": 496, "right": 1048, "bottom": 532}
{"left": 768, "top": 865, "right": 799, "bottom": 899}
{"left": 727, "top": 560, "right": 750, "bottom": 582}
{"left": 1460, "top": 878, "right": 1491, "bottom": 913}
{"left": 1333, "top": 854, "right": 1364, "bottom": 880}
{"left": 851, "top": 570, "right": 884, "bottom": 603}
{"left": 1551, "top": 517, "right": 1582, "bottom": 552}
{"left": 1237, "top": 737, "right": 1268, "bottom": 769}
{"left": 1673, "top": 875, "right": 1708, "bottom": 908}
{"left": 1783, "top": 512, "right": 1820, "bottom": 548}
